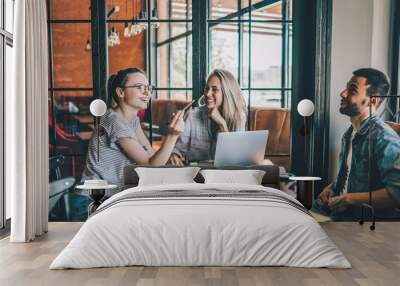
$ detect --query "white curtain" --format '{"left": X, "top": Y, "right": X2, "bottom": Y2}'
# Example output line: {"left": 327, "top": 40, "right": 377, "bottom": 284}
{"left": 7, "top": 0, "right": 49, "bottom": 242}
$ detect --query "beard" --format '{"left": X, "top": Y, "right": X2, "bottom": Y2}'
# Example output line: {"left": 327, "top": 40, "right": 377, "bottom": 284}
{"left": 339, "top": 100, "right": 361, "bottom": 116}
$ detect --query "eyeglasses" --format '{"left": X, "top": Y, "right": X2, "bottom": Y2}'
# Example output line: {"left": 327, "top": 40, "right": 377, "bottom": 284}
{"left": 123, "top": 84, "right": 155, "bottom": 94}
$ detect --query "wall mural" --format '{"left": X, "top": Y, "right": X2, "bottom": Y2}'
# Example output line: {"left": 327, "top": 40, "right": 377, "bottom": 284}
{"left": 47, "top": 0, "right": 400, "bottom": 224}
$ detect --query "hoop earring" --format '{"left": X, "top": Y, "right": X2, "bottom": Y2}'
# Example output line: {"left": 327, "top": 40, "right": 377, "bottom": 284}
{"left": 198, "top": 95, "right": 206, "bottom": 107}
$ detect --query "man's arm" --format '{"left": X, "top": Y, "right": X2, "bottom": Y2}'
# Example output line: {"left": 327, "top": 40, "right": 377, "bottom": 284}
{"left": 374, "top": 130, "right": 400, "bottom": 207}
{"left": 344, "top": 188, "right": 397, "bottom": 208}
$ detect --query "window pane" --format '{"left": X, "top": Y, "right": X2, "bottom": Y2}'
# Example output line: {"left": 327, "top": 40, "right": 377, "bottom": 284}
{"left": 243, "top": 90, "right": 283, "bottom": 108}
{"left": 157, "top": 22, "right": 191, "bottom": 43}
{"left": 251, "top": 0, "right": 282, "bottom": 19}
{"left": 107, "top": 22, "right": 146, "bottom": 75}
{"left": 286, "top": 23, "right": 292, "bottom": 89}
{"left": 157, "top": 22, "right": 192, "bottom": 89}
{"left": 51, "top": 0, "right": 91, "bottom": 20}
{"left": 171, "top": 35, "right": 192, "bottom": 88}
{"left": 49, "top": 90, "right": 94, "bottom": 176}
{"left": 209, "top": 24, "right": 239, "bottom": 79}
{"left": 157, "top": 0, "right": 192, "bottom": 20}
{"left": 155, "top": 89, "right": 192, "bottom": 101}
{"left": 242, "top": 28, "right": 249, "bottom": 88}
{"left": 5, "top": 0, "right": 14, "bottom": 33}
{"left": 209, "top": 0, "right": 238, "bottom": 20}
{"left": 250, "top": 22, "right": 282, "bottom": 88}
{"left": 53, "top": 90, "right": 94, "bottom": 114}
{"left": 5, "top": 44, "right": 13, "bottom": 219}
{"left": 52, "top": 23, "right": 93, "bottom": 89}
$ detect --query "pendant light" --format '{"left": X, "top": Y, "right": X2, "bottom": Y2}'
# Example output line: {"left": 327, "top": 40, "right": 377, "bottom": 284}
{"left": 150, "top": 0, "right": 160, "bottom": 29}
{"left": 123, "top": 0, "right": 130, "bottom": 37}
{"left": 85, "top": 6, "right": 92, "bottom": 51}
{"left": 139, "top": 0, "right": 147, "bottom": 31}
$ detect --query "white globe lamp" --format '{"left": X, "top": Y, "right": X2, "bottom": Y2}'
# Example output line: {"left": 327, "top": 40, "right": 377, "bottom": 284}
{"left": 90, "top": 99, "right": 107, "bottom": 117}
{"left": 90, "top": 99, "right": 107, "bottom": 162}
{"left": 297, "top": 99, "right": 315, "bottom": 117}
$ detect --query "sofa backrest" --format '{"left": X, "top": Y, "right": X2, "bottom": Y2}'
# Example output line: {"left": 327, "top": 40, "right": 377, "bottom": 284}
{"left": 250, "top": 108, "right": 291, "bottom": 169}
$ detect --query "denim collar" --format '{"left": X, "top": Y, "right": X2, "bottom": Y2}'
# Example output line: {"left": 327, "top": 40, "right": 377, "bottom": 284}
{"left": 343, "top": 113, "right": 380, "bottom": 140}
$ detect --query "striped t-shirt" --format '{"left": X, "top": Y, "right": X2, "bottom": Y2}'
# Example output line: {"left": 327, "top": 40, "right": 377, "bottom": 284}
{"left": 82, "top": 109, "right": 140, "bottom": 191}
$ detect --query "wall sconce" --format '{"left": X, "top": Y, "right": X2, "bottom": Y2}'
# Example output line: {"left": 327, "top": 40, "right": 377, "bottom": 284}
{"left": 90, "top": 99, "right": 107, "bottom": 162}
{"left": 297, "top": 99, "right": 315, "bottom": 170}
{"left": 297, "top": 99, "right": 315, "bottom": 136}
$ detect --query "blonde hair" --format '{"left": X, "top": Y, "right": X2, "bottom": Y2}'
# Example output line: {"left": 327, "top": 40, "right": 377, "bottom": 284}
{"left": 207, "top": 69, "right": 247, "bottom": 131}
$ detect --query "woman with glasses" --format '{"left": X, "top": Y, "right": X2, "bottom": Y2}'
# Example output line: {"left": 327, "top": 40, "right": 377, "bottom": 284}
{"left": 82, "top": 67, "right": 185, "bottom": 191}
{"left": 169, "top": 69, "right": 247, "bottom": 166}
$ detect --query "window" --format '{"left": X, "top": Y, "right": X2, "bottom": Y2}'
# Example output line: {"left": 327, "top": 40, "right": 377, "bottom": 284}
{"left": 207, "top": 0, "right": 292, "bottom": 110}
{"left": 47, "top": 0, "right": 93, "bottom": 222}
{"left": 1, "top": 0, "right": 14, "bottom": 229}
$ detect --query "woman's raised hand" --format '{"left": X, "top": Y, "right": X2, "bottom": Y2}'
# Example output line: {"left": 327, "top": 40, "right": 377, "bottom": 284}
{"left": 168, "top": 110, "right": 185, "bottom": 136}
{"left": 208, "top": 108, "right": 228, "bottom": 132}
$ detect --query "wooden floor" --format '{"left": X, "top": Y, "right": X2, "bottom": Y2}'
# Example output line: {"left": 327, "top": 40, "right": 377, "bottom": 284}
{"left": 0, "top": 222, "right": 399, "bottom": 286}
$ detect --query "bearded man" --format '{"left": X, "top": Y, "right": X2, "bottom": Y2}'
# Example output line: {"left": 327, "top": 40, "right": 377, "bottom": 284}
{"left": 314, "top": 68, "right": 400, "bottom": 219}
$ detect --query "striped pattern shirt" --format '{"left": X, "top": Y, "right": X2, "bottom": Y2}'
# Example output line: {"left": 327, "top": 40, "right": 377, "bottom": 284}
{"left": 82, "top": 109, "right": 140, "bottom": 193}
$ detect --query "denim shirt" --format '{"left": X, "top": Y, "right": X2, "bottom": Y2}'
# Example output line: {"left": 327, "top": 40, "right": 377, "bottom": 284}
{"left": 332, "top": 114, "right": 400, "bottom": 206}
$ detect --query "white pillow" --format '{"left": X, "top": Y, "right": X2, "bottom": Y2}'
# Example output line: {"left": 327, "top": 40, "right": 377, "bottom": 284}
{"left": 135, "top": 167, "right": 200, "bottom": 186}
{"left": 200, "top": 169, "right": 266, "bottom": 185}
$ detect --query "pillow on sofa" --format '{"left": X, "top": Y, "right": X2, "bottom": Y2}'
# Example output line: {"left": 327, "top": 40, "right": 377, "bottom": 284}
{"left": 123, "top": 164, "right": 280, "bottom": 189}
{"left": 200, "top": 169, "right": 266, "bottom": 185}
{"left": 135, "top": 167, "right": 200, "bottom": 186}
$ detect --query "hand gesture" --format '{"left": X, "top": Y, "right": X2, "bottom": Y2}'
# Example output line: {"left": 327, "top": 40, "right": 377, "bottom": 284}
{"left": 168, "top": 154, "right": 184, "bottom": 166}
{"left": 208, "top": 108, "right": 228, "bottom": 131}
{"left": 328, "top": 195, "right": 350, "bottom": 214}
{"left": 318, "top": 185, "right": 335, "bottom": 204}
{"left": 168, "top": 111, "right": 185, "bottom": 136}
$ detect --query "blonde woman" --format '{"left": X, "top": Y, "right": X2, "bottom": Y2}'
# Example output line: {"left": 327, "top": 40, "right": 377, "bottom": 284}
{"left": 169, "top": 69, "right": 247, "bottom": 165}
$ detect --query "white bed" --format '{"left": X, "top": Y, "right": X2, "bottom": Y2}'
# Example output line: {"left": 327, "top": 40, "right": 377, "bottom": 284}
{"left": 50, "top": 183, "right": 351, "bottom": 269}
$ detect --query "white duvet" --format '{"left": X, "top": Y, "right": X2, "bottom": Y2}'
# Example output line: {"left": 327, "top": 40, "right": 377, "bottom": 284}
{"left": 50, "top": 183, "right": 351, "bottom": 269}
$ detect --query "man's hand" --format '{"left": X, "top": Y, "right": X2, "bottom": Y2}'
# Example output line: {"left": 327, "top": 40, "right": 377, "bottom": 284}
{"left": 318, "top": 185, "right": 335, "bottom": 204}
{"left": 328, "top": 195, "right": 350, "bottom": 214}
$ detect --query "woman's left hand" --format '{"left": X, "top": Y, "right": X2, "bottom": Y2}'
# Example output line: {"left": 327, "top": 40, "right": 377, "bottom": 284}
{"left": 209, "top": 108, "right": 228, "bottom": 132}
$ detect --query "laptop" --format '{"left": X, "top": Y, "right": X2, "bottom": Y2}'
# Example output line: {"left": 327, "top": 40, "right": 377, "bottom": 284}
{"left": 214, "top": 130, "right": 269, "bottom": 167}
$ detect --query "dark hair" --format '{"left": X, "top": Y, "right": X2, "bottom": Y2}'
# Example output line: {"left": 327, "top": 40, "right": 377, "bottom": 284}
{"left": 107, "top": 67, "right": 146, "bottom": 108}
{"left": 352, "top": 68, "right": 390, "bottom": 105}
